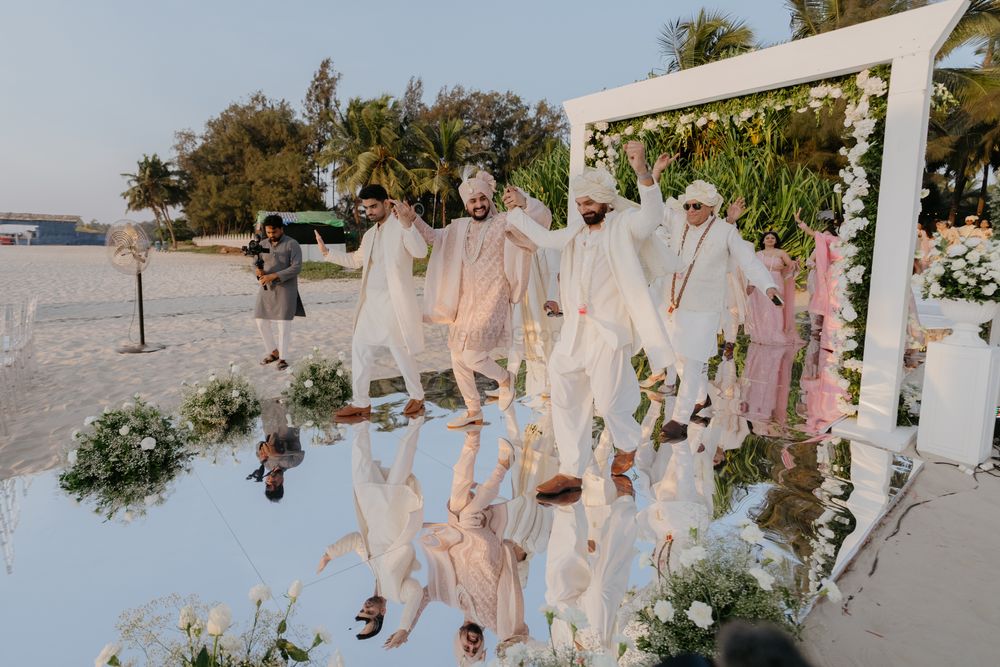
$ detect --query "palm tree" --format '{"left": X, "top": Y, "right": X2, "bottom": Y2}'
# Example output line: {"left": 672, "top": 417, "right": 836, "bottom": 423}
{"left": 412, "top": 119, "right": 481, "bottom": 227}
{"left": 658, "top": 9, "right": 756, "bottom": 73}
{"left": 785, "top": 0, "right": 920, "bottom": 39}
{"left": 121, "top": 154, "right": 185, "bottom": 249}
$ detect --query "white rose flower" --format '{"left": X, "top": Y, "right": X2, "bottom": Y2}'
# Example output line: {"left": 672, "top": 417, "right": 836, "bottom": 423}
{"left": 695, "top": 116, "right": 708, "bottom": 127}
{"left": 820, "top": 579, "right": 843, "bottom": 602}
{"left": 94, "top": 642, "right": 120, "bottom": 667}
{"left": 653, "top": 599, "right": 675, "bottom": 623}
{"left": 121, "top": 401, "right": 133, "bottom": 411}
{"left": 208, "top": 375, "right": 216, "bottom": 382}
{"left": 103, "top": 407, "right": 110, "bottom": 414}
{"left": 740, "top": 523, "right": 765, "bottom": 545}
{"left": 685, "top": 601, "right": 714, "bottom": 629}
{"left": 219, "top": 634, "right": 243, "bottom": 656}
{"left": 186, "top": 420, "right": 194, "bottom": 430}
{"left": 336, "top": 369, "right": 344, "bottom": 377}
{"left": 304, "top": 379, "right": 314, "bottom": 388}
{"left": 140, "top": 437, "right": 157, "bottom": 450}
{"left": 594, "top": 121, "right": 609, "bottom": 131}
{"left": 198, "top": 387, "right": 207, "bottom": 396}
{"left": 119, "top": 425, "right": 130, "bottom": 436}
{"left": 748, "top": 567, "right": 775, "bottom": 591}
{"left": 249, "top": 583, "right": 272, "bottom": 605}
{"left": 288, "top": 579, "right": 303, "bottom": 600}
{"left": 206, "top": 603, "right": 232, "bottom": 636}
{"left": 230, "top": 364, "right": 241, "bottom": 374}
{"left": 84, "top": 416, "right": 97, "bottom": 426}
{"left": 338, "top": 351, "right": 346, "bottom": 361}
{"left": 679, "top": 546, "right": 707, "bottom": 567}
{"left": 559, "top": 606, "right": 588, "bottom": 629}
{"left": 68, "top": 449, "right": 79, "bottom": 465}
{"left": 952, "top": 258, "right": 968, "bottom": 270}
{"left": 178, "top": 605, "right": 198, "bottom": 630}
{"left": 983, "top": 283, "right": 998, "bottom": 296}
{"left": 313, "top": 626, "right": 332, "bottom": 644}
{"left": 231, "top": 390, "right": 240, "bottom": 398}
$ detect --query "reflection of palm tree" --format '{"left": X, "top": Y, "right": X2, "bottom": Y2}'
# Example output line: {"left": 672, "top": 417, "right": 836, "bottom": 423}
{"left": 412, "top": 119, "right": 482, "bottom": 227}
{"left": 658, "top": 9, "right": 756, "bottom": 73}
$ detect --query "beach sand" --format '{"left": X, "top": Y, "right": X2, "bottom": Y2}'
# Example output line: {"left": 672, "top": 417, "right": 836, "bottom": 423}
{"left": 0, "top": 246, "right": 454, "bottom": 479}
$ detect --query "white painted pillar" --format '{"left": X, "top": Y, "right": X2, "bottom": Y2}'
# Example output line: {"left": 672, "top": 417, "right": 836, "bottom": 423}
{"left": 852, "top": 52, "right": 935, "bottom": 439}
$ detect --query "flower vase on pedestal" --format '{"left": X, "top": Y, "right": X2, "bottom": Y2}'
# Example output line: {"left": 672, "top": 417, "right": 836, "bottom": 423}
{"left": 938, "top": 299, "right": 1000, "bottom": 347}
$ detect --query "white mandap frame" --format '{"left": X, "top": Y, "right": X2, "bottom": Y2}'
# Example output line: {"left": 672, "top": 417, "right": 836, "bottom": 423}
{"left": 562, "top": 0, "right": 969, "bottom": 453}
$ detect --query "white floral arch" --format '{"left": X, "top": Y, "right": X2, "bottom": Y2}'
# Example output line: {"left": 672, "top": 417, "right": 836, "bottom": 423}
{"left": 562, "top": 0, "right": 969, "bottom": 452}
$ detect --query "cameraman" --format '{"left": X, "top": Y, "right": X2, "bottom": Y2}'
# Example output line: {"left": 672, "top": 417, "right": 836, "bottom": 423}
{"left": 254, "top": 214, "right": 305, "bottom": 371}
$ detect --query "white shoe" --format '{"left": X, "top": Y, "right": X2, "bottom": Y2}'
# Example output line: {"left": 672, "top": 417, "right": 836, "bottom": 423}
{"left": 498, "top": 371, "right": 516, "bottom": 411}
{"left": 484, "top": 388, "right": 500, "bottom": 399}
{"left": 498, "top": 437, "right": 518, "bottom": 469}
{"left": 447, "top": 411, "right": 484, "bottom": 429}
{"left": 639, "top": 372, "right": 665, "bottom": 390}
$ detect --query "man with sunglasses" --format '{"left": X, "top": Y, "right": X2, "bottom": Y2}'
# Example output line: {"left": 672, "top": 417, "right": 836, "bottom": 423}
{"left": 650, "top": 157, "right": 779, "bottom": 443}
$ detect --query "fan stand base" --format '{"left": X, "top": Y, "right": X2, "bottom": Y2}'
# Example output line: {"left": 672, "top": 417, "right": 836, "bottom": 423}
{"left": 117, "top": 343, "right": 166, "bottom": 354}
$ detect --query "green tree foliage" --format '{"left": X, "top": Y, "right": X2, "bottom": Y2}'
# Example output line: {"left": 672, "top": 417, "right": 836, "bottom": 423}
{"left": 507, "top": 143, "right": 571, "bottom": 228}
{"left": 120, "top": 153, "right": 186, "bottom": 248}
{"left": 173, "top": 92, "right": 324, "bottom": 235}
{"left": 658, "top": 9, "right": 757, "bottom": 73}
{"left": 411, "top": 118, "right": 483, "bottom": 227}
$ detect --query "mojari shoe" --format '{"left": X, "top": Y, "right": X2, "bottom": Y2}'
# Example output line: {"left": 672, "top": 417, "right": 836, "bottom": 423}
{"left": 691, "top": 395, "right": 712, "bottom": 419}
{"left": 447, "top": 411, "right": 484, "bottom": 429}
{"left": 660, "top": 420, "right": 689, "bottom": 443}
{"left": 612, "top": 474, "right": 635, "bottom": 499}
{"left": 484, "top": 388, "right": 500, "bottom": 399}
{"left": 402, "top": 399, "right": 425, "bottom": 416}
{"left": 536, "top": 488, "right": 582, "bottom": 506}
{"left": 498, "top": 370, "right": 516, "bottom": 411}
{"left": 535, "top": 474, "right": 583, "bottom": 496}
{"left": 611, "top": 448, "right": 636, "bottom": 476}
{"left": 334, "top": 404, "right": 371, "bottom": 422}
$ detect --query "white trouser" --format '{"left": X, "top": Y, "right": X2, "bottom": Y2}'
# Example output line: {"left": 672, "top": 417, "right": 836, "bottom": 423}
{"left": 548, "top": 324, "right": 640, "bottom": 478}
{"left": 671, "top": 355, "right": 709, "bottom": 424}
{"left": 449, "top": 431, "right": 507, "bottom": 516}
{"left": 256, "top": 319, "right": 290, "bottom": 360}
{"left": 450, "top": 349, "right": 508, "bottom": 413}
{"left": 351, "top": 420, "right": 418, "bottom": 487}
{"left": 351, "top": 339, "right": 424, "bottom": 409}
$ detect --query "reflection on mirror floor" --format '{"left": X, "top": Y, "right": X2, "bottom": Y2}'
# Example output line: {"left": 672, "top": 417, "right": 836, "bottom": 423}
{"left": 0, "top": 339, "right": 919, "bottom": 665}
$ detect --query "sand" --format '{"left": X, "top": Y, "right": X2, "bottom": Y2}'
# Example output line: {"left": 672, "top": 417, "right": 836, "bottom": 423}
{"left": 0, "top": 246, "right": 454, "bottom": 479}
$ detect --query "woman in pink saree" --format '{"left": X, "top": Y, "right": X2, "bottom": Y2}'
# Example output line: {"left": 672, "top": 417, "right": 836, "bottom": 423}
{"left": 745, "top": 230, "right": 800, "bottom": 345}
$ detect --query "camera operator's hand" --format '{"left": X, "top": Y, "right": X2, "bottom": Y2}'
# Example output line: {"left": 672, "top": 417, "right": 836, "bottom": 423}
{"left": 389, "top": 199, "right": 416, "bottom": 227}
{"left": 313, "top": 230, "right": 329, "bottom": 256}
{"left": 259, "top": 274, "right": 278, "bottom": 286}
{"left": 255, "top": 267, "right": 265, "bottom": 278}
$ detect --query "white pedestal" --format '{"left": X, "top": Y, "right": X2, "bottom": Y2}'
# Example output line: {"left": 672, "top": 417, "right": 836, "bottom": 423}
{"left": 917, "top": 340, "right": 1000, "bottom": 467}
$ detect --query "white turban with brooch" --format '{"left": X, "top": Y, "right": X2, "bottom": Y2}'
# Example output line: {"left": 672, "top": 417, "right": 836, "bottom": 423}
{"left": 680, "top": 179, "right": 724, "bottom": 209}
{"left": 458, "top": 170, "right": 497, "bottom": 204}
{"left": 571, "top": 166, "right": 637, "bottom": 210}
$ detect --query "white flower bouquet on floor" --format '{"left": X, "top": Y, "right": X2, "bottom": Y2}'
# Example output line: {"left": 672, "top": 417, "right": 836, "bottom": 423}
{"left": 105, "top": 581, "right": 330, "bottom": 667}
{"left": 917, "top": 237, "right": 1000, "bottom": 302}
{"left": 282, "top": 349, "right": 352, "bottom": 426}
{"left": 179, "top": 365, "right": 262, "bottom": 444}
{"left": 59, "top": 398, "right": 191, "bottom": 520}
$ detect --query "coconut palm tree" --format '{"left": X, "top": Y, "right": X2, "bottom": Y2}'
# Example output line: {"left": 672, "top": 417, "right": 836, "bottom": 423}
{"left": 658, "top": 9, "right": 757, "bottom": 73}
{"left": 411, "top": 118, "right": 482, "bottom": 227}
{"left": 785, "top": 0, "right": 920, "bottom": 39}
{"left": 121, "top": 154, "right": 185, "bottom": 249}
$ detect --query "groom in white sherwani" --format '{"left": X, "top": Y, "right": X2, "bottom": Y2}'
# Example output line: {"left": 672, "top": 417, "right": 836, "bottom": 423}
{"left": 650, "top": 156, "right": 778, "bottom": 443}
{"left": 505, "top": 141, "right": 682, "bottom": 498}
{"left": 315, "top": 184, "right": 427, "bottom": 420}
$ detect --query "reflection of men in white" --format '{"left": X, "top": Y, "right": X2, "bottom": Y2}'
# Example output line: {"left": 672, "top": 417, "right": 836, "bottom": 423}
{"left": 315, "top": 184, "right": 427, "bottom": 420}
{"left": 506, "top": 141, "right": 680, "bottom": 497}
{"left": 316, "top": 417, "right": 426, "bottom": 649}
{"left": 255, "top": 215, "right": 305, "bottom": 371}
{"left": 414, "top": 171, "right": 552, "bottom": 428}
{"left": 651, "top": 159, "right": 778, "bottom": 443}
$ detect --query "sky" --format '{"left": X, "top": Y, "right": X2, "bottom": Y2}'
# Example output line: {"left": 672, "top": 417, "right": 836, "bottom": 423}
{"left": 0, "top": 0, "right": 978, "bottom": 225}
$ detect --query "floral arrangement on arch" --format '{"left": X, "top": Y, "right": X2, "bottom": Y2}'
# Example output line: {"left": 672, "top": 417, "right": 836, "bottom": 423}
{"left": 916, "top": 236, "right": 1000, "bottom": 302}
{"left": 586, "top": 67, "right": 891, "bottom": 423}
{"left": 98, "top": 580, "right": 336, "bottom": 667}
{"left": 179, "top": 363, "right": 262, "bottom": 444}
{"left": 59, "top": 397, "right": 191, "bottom": 521}
{"left": 282, "top": 348, "right": 352, "bottom": 427}
{"left": 622, "top": 527, "right": 841, "bottom": 661}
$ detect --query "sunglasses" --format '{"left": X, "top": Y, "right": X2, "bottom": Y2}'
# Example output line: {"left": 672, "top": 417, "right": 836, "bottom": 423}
{"left": 683, "top": 202, "right": 704, "bottom": 211}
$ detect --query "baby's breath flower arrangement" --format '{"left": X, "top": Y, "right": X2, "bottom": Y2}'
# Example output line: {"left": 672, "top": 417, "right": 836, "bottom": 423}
{"left": 59, "top": 397, "right": 191, "bottom": 520}
{"left": 282, "top": 349, "right": 352, "bottom": 426}
{"left": 179, "top": 364, "right": 261, "bottom": 444}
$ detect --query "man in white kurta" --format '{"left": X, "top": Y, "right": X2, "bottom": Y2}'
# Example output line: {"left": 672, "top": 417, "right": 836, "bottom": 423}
{"left": 505, "top": 142, "right": 682, "bottom": 497}
{"left": 316, "top": 417, "right": 426, "bottom": 649}
{"left": 316, "top": 184, "right": 427, "bottom": 419}
{"left": 651, "top": 172, "right": 778, "bottom": 443}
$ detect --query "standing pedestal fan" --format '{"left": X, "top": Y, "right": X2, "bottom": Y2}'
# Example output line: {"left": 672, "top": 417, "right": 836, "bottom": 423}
{"left": 107, "top": 220, "right": 164, "bottom": 353}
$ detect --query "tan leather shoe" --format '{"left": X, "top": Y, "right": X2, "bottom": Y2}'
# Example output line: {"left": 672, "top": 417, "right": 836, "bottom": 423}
{"left": 334, "top": 404, "right": 371, "bottom": 422}
{"left": 536, "top": 488, "right": 582, "bottom": 506}
{"left": 535, "top": 474, "right": 583, "bottom": 496}
{"left": 612, "top": 474, "right": 634, "bottom": 499}
{"left": 611, "top": 448, "right": 636, "bottom": 476}
{"left": 402, "top": 399, "right": 425, "bottom": 416}
{"left": 660, "top": 419, "right": 688, "bottom": 443}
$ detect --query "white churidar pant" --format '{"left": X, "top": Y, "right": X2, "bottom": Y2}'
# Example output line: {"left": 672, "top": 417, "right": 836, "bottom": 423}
{"left": 351, "top": 339, "right": 424, "bottom": 408}
{"left": 450, "top": 349, "right": 508, "bottom": 413}
{"left": 256, "top": 318, "right": 290, "bottom": 360}
{"left": 671, "top": 355, "right": 709, "bottom": 424}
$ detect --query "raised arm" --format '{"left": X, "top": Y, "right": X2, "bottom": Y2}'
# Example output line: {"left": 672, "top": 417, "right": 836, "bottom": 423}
{"left": 315, "top": 229, "right": 364, "bottom": 269}
{"left": 794, "top": 208, "right": 818, "bottom": 239}
{"left": 317, "top": 532, "right": 366, "bottom": 573}
{"left": 411, "top": 213, "right": 441, "bottom": 247}
{"left": 505, "top": 206, "right": 576, "bottom": 251}
{"left": 388, "top": 201, "right": 429, "bottom": 259}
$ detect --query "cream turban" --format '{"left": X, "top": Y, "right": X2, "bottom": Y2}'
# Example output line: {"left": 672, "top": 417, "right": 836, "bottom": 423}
{"left": 571, "top": 166, "right": 637, "bottom": 210}
{"left": 965, "top": 214, "right": 979, "bottom": 223}
{"left": 459, "top": 170, "right": 497, "bottom": 203}
{"left": 681, "top": 179, "right": 724, "bottom": 209}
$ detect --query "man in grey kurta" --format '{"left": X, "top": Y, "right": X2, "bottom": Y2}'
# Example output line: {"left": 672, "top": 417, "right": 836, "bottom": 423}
{"left": 254, "top": 215, "right": 305, "bottom": 371}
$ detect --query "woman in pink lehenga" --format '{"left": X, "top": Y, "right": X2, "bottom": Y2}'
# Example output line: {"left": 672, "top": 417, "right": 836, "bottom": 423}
{"left": 796, "top": 209, "right": 849, "bottom": 433}
{"left": 745, "top": 231, "right": 801, "bottom": 345}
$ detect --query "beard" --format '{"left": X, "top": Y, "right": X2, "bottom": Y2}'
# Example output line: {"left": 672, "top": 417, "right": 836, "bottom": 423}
{"left": 366, "top": 210, "right": 387, "bottom": 224}
{"left": 470, "top": 205, "right": 491, "bottom": 221}
{"left": 582, "top": 210, "right": 606, "bottom": 226}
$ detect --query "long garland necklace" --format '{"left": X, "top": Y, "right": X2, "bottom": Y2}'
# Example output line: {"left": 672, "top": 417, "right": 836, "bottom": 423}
{"left": 668, "top": 215, "right": 717, "bottom": 313}
{"left": 463, "top": 215, "right": 494, "bottom": 265}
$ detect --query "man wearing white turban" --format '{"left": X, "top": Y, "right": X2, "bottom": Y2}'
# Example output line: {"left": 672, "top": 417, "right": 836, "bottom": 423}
{"left": 504, "top": 141, "right": 683, "bottom": 498}
{"left": 412, "top": 170, "right": 552, "bottom": 428}
{"left": 650, "top": 157, "right": 779, "bottom": 443}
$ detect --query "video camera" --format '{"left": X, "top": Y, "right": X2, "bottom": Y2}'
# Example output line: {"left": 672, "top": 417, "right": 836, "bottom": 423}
{"left": 242, "top": 234, "right": 271, "bottom": 290}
